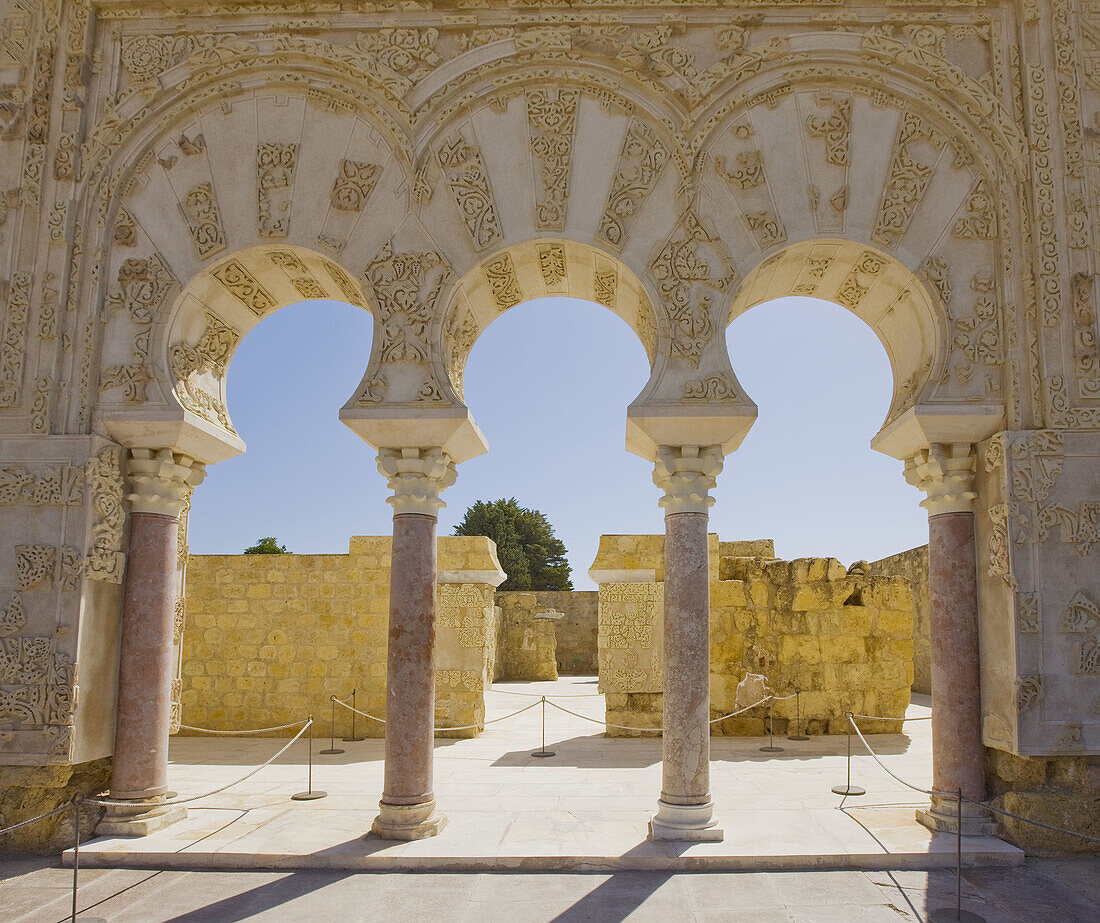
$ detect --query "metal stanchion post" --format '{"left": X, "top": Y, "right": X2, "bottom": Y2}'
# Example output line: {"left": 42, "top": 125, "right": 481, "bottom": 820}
{"left": 532, "top": 696, "right": 555, "bottom": 758}
{"left": 930, "top": 788, "right": 985, "bottom": 922}
{"left": 760, "top": 699, "right": 784, "bottom": 753}
{"left": 293, "top": 717, "right": 327, "bottom": 800}
{"left": 788, "top": 690, "right": 809, "bottom": 741}
{"left": 320, "top": 696, "right": 345, "bottom": 755}
{"left": 831, "top": 712, "right": 866, "bottom": 796}
{"left": 71, "top": 800, "right": 106, "bottom": 923}
{"left": 343, "top": 689, "right": 365, "bottom": 742}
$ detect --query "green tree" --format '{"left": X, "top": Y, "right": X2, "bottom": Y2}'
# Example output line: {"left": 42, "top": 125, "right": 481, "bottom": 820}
{"left": 244, "top": 536, "right": 289, "bottom": 555}
{"left": 454, "top": 498, "right": 572, "bottom": 590}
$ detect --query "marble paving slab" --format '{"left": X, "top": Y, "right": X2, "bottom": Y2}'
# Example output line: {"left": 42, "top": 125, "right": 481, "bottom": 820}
{"left": 65, "top": 679, "right": 1024, "bottom": 872}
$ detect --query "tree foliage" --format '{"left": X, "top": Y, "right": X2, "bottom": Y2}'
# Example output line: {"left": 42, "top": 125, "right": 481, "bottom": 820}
{"left": 244, "top": 536, "right": 289, "bottom": 555}
{"left": 454, "top": 498, "right": 572, "bottom": 591}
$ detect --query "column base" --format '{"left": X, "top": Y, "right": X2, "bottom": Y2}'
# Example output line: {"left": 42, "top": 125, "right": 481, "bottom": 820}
{"left": 370, "top": 799, "right": 447, "bottom": 841}
{"left": 94, "top": 798, "right": 186, "bottom": 838}
{"left": 649, "top": 799, "right": 724, "bottom": 842}
{"left": 916, "top": 795, "right": 997, "bottom": 838}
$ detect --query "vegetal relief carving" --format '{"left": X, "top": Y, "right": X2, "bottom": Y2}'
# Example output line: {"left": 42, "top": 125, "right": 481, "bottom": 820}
{"left": 363, "top": 241, "right": 452, "bottom": 371}
{"left": 329, "top": 159, "right": 380, "bottom": 213}
{"left": 1071, "top": 273, "right": 1099, "bottom": 397}
{"left": 84, "top": 447, "right": 125, "bottom": 584}
{"left": 1016, "top": 675, "right": 1043, "bottom": 712}
{"left": 170, "top": 312, "right": 239, "bottom": 434}
{"left": 15, "top": 545, "right": 54, "bottom": 591}
{"left": 835, "top": 251, "right": 886, "bottom": 311}
{"left": 527, "top": 89, "right": 579, "bottom": 231}
{"left": 267, "top": 250, "right": 325, "bottom": 300}
{"left": 256, "top": 142, "right": 298, "bottom": 238}
{"left": 182, "top": 182, "right": 226, "bottom": 258}
{"left": 101, "top": 255, "right": 178, "bottom": 402}
{"left": 0, "top": 594, "right": 25, "bottom": 636}
{"left": 1062, "top": 593, "right": 1100, "bottom": 633}
{"left": 484, "top": 253, "right": 523, "bottom": 312}
{"left": 213, "top": 259, "right": 276, "bottom": 317}
{"left": 682, "top": 375, "right": 740, "bottom": 402}
{"left": 872, "top": 112, "right": 941, "bottom": 249}
{"left": 952, "top": 177, "right": 997, "bottom": 240}
{"left": 1016, "top": 593, "right": 1039, "bottom": 634}
{"left": 445, "top": 309, "right": 479, "bottom": 401}
{"left": 598, "top": 120, "right": 668, "bottom": 249}
{"left": 437, "top": 135, "right": 502, "bottom": 251}
{"left": 649, "top": 209, "right": 737, "bottom": 367}
{"left": 538, "top": 244, "right": 566, "bottom": 292}
{"left": 0, "top": 271, "right": 31, "bottom": 407}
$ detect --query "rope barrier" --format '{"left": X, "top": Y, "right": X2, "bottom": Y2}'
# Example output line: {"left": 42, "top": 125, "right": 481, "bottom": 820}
{"left": 848, "top": 713, "right": 932, "bottom": 722}
{"left": 485, "top": 687, "right": 603, "bottom": 698}
{"left": 332, "top": 695, "right": 540, "bottom": 732}
{"left": 543, "top": 694, "right": 775, "bottom": 732}
{"left": 845, "top": 713, "right": 1100, "bottom": 845}
{"left": 88, "top": 720, "right": 313, "bottom": 808}
{"left": 178, "top": 719, "right": 311, "bottom": 735}
{"left": 0, "top": 800, "right": 78, "bottom": 838}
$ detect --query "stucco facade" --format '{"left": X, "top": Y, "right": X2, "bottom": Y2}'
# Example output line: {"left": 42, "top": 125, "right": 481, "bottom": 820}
{"left": 0, "top": 0, "right": 1097, "bottom": 847}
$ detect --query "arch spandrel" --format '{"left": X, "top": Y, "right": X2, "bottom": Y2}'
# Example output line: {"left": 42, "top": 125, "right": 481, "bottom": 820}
{"left": 96, "top": 244, "right": 370, "bottom": 464}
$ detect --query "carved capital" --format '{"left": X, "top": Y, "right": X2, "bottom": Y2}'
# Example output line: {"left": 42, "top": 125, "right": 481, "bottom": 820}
{"left": 127, "top": 448, "right": 206, "bottom": 518}
{"left": 378, "top": 447, "right": 456, "bottom": 517}
{"left": 653, "top": 445, "right": 723, "bottom": 516}
{"left": 904, "top": 443, "right": 977, "bottom": 516}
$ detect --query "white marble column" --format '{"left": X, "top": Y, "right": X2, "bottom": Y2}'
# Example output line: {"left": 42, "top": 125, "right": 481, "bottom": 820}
{"left": 650, "top": 445, "right": 724, "bottom": 841}
{"left": 906, "top": 444, "right": 994, "bottom": 836}
{"left": 97, "top": 449, "right": 205, "bottom": 837}
{"left": 371, "top": 447, "right": 455, "bottom": 840}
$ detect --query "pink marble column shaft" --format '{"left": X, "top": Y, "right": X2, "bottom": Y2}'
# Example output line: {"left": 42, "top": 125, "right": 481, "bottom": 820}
{"left": 928, "top": 511, "right": 986, "bottom": 802}
{"left": 661, "top": 511, "right": 712, "bottom": 805}
{"left": 109, "top": 511, "right": 179, "bottom": 799}
{"left": 381, "top": 511, "right": 438, "bottom": 807}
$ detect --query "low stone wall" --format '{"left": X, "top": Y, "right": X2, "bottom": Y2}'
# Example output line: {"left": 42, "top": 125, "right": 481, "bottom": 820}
{"left": 495, "top": 590, "right": 598, "bottom": 676}
{"left": 591, "top": 535, "right": 913, "bottom": 736}
{"left": 869, "top": 545, "right": 930, "bottom": 695}
{"left": 181, "top": 536, "right": 503, "bottom": 738}
{"left": 986, "top": 750, "right": 1100, "bottom": 855}
{"left": 0, "top": 759, "right": 110, "bottom": 853}
{"left": 494, "top": 592, "right": 559, "bottom": 681}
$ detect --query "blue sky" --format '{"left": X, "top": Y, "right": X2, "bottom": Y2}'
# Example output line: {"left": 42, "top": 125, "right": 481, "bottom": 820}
{"left": 188, "top": 295, "right": 928, "bottom": 588}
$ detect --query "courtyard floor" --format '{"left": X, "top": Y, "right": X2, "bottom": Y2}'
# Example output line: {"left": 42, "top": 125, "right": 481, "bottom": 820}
{"left": 67, "top": 678, "right": 1020, "bottom": 872}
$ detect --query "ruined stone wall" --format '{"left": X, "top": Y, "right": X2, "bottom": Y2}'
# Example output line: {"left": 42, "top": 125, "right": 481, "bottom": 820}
{"left": 492, "top": 592, "right": 558, "bottom": 682}
{"left": 869, "top": 545, "right": 930, "bottom": 695}
{"left": 986, "top": 750, "right": 1100, "bottom": 855}
{"left": 181, "top": 536, "right": 502, "bottom": 738}
{"left": 591, "top": 536, "right": 913, "bottom": 736}
{"left": 495, "top": 589, "right": 598, "bottom": 675}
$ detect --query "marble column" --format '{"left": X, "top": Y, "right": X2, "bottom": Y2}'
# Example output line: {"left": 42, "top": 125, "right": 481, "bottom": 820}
{"left": 97, "top": 448, "right": 205, "bottom": 837}
{"left": 371, "top": 447, "right": 455, "bottom": 840}
{"left": 906, "top": 444, "right": 994, "bottom": 836}
{"left": 650, "top": 445, "right": 724, "bottom": 841}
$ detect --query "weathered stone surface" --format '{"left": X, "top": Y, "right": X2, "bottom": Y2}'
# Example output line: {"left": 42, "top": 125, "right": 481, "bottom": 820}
{"left": 181, "top": 536, "right": 501, "bottom": 739}
{"left": 0, "top": 759, "right": 110, "bottom": 853}
{"left": 593, "top": 535, "right": 912, "bottom": 736}
{"left": 869, "top": 546, "right": 930, "bottom": 695}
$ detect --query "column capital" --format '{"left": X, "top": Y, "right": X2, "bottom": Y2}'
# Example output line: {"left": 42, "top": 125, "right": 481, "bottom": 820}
{"left": 653, "top": 445, "right": 724, "bottom": 516}
{"left": 904, "top": 443, "right": 977, "bottom": 516}
{"left": 378, "top": 447, "right": 456, "bottom": 517}
{"left": 127, "top": 448, "right": 205, "bottom": 517}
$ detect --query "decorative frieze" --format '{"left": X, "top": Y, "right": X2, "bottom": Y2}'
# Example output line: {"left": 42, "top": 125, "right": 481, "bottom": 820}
{"left": 256, "top": 142, "right": 298, "bottom": 238}
{"left": 527, "top": 89, "right": 579, "bottom": 231}
{"left": 182, "top": 182, "right": 226, "bottom": 259}
{"left": 213, "top": 259, "right": 276, "bottom": 317}
{"left": 598, "top": 120, "right": 668, "bottom": 249}
{"left": 329, "top": 159, "right": 380, "bottom": 213}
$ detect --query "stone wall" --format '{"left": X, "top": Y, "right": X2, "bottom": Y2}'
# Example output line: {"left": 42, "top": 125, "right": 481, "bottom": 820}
{"left": 494, "top": 592, "right": 559, "bottom": 682}
{"left": 869, "top": 545, "right": 931, "bottom": 695}
{"left": 591, "top": 535, "right": 913, "bottom": 736}
{"left": 986, "top": 750, "right": 1100, "bottom": 855}
{"left": 496, "top": 590, "right": 598, "bottom": 675}
{"left": 181, "top": 536, "right": 503, "bottom": 738}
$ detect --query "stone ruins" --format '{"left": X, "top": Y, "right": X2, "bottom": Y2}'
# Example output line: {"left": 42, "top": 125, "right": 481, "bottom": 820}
{"left": 0, "top": 0, "right": 1097, "bottom": 851}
